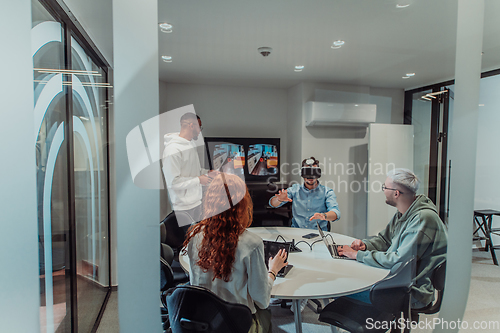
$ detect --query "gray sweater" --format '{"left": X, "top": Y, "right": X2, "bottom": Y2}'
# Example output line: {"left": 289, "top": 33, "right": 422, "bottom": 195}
{"left": 356, "top": 195, "right": 448, "bottom": 308}
{"left": 187, "top": 229, "right": 274, "bottom": 313}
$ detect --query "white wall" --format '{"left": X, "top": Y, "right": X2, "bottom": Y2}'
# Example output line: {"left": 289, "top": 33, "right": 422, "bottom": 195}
{"left": 63, "top": 0, "right": 113, "bottom": 66}
{"left": 291, "top": 82, "right": 404, "bottom": 237}
{"left": 160, "top": 82, "right": 288, "bottom": 196}
{"left": 161, "top": 82, "right": 404, "bottom": 238}
{"left": 474, "top": 74, "right": 500, "bottom": 242}
{"left": 113, "top": 0, "right": 161, "bottom": 332}
{"left": 0, "top": 1, "right": 40, "bottom": 332}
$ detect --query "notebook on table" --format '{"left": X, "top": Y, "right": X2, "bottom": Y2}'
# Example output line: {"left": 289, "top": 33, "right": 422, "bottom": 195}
{"left": 316, "top": 222, "right": 353, "bottom": 260}
{"left": 263, "top": 240, "right": 293, "bottom": 277}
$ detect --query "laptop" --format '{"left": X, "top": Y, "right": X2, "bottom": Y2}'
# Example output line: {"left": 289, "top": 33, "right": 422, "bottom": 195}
{"left": 263, "top": 240, "right": 293, "bottom": 277}
{"left": 316, "top": 222, "right": 352, "bottom": 260}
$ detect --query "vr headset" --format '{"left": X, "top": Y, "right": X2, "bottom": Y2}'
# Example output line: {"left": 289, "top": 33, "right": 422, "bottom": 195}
{"left": 301, "top": 167, "right": 321, "bottom": 179}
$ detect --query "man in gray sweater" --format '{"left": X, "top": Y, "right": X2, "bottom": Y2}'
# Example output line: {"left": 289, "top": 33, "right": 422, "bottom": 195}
{"left": 339, "top": 168, "right": 448, "bottom": 309}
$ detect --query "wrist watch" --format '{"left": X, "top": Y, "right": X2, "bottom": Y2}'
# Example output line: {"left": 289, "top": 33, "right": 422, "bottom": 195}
{"left": 323, "top": 213, "right": 328, "bottom": 220}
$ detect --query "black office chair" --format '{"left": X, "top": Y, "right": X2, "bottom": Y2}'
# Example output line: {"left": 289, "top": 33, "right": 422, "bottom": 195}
{"left": 318, "top": 257, "right": 415, "bottom": 333}
{"left": 161, "top": 211, "right": 195, "bottom": 250}
{"left": 160, "top": 220, "right": 190, "bottom": 332}
{"left": 411, "top": 261, "right": 446, "bottom": 323}
{"left": 163, "top": 285, "right": 253, "bottom": 333}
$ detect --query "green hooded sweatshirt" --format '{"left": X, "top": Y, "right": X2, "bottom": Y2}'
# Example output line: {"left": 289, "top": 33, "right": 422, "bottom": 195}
{"left": 356, "top": 194, "right": 448, "bottom": 309}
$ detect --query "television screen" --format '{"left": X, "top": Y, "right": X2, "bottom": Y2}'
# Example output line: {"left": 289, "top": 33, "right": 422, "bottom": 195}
{"left": 247, "top": 144, "right": 278, "bottom": 176}
{"left": 204, "top": 137, "right": 280, "bottom": 183}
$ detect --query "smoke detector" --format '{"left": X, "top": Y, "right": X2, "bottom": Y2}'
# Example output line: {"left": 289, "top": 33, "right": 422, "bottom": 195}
{"left": 258, "top": 47, "right": 272, "bottom": 57}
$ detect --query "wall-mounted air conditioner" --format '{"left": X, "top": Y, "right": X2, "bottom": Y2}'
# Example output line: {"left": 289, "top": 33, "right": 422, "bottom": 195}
{"left": 305, "top": 101, "right": 377, "bottom": 127}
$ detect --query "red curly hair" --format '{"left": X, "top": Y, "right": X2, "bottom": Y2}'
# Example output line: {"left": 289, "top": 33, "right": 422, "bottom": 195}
{"left": 183, "top": 173, "right": 253, "bottom": 282}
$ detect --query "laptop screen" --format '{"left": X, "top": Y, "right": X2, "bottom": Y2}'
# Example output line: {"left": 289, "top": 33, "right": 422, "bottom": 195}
{"left": 317, "top": 221, "right": 334, "bottom": 256}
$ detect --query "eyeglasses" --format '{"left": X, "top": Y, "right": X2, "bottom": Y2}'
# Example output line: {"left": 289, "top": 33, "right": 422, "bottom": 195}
{"left": 382, "top": 184, "right": 404, "bottom": 194}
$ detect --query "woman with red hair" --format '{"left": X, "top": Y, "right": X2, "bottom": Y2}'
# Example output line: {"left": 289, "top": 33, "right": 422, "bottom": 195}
{"left": 183, "top": 173, "right": 287, "bottom": 333}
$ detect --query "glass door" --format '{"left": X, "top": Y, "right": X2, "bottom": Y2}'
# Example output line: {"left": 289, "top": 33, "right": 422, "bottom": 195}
{"left": 32, "top": 0, "right": 112, "bottom": 332}
{"left": 406, "top": 87, "right": 452, "bottom": 223}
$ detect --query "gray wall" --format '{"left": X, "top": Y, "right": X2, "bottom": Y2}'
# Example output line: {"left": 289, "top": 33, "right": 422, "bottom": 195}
{"left": 113, "top": 0, "right": 161, "bottom": 332}
{"left": 0, "top": 1, "right": 39, "bottom": 332}
{"left": 63, "top": 0, "right": 113, "bottom": 66}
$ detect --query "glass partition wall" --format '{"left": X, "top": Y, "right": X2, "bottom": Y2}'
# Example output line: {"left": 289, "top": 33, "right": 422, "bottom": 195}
{"left": 32, "top": 1, "right": 111, "bottom": 332}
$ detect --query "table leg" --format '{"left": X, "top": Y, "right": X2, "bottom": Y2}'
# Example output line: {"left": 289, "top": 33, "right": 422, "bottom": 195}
{"left": 293, "top": 299, "right": 303, "bottom": 333}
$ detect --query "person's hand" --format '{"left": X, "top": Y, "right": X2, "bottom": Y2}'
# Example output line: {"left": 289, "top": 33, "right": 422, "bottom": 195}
{"left": 337, "top": 245, "right": 358, "bottom": 259}
{"left": 198, "top": 174, "right": 211, "bottom": 185}
{"left": 309, "top": 212, "right": 327, "bottom": 221}
{"left": 275, "top": 189, "right": 292, "bottom": 203}
{"left": 350, "top": 239, "right": 366, "bottom": 251}
{"left": 268, "top": 248, "right": 288, "bottom": 275}
{"left": 207, "top": 170, "right": 219, "bottom": 179}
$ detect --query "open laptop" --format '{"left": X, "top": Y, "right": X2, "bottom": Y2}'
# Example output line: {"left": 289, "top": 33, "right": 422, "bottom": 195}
{"left": 263, "top": 240, "right": 293, "bottom": 277}
{"left": 316, "top": 222, "right": 352, "bottom": 259}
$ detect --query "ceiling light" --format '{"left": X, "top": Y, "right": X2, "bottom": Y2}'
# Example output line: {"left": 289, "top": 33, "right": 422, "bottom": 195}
{"left": 421, "top": 96, "right": 432, "bottom": 101}
{"left": 396, "top": 4, "right": 410, "bottom": 8}
{"left": 402, "top": 76, "right": 409, "bottom": 79}
{"left": 294, "top": 65, "right": 304, "bottom": 72}
{"left": 479, "top": 104, "right": 485, "bottom": 106}
{"left": 162, "top": 55, "right": 172, "bottom": 63}
{"left": 331, "top": 40, "right": 345, "bottom": 49}
{"left": 406, "top": 73, "right": 415, "bottom": 77}
{"left": 159, "top": 23, "right": 173, "bottom": 33}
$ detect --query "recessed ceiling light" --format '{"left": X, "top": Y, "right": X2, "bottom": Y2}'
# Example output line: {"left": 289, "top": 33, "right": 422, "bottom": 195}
{"left": 396, "top": 4, "right": 410, "bottom": 8}
{"left": 331, "top": 40, "right": 345, "bottom": 49}
{"left": 402, "top": 76, "right": 409, "bottom": 79}
{"left": 162, "top": 55, "right": 172, "bottom": 63}
{"left": 159, "top": 23, "right": 173, "bottom": 33}
{"left": 406, "top": 73, "right": 415, "bottom": 77}
{"left": 294, "top": 65, "right": 304, "bottom": 72}
{"left": 479, "top": 104, "right": 485, "bottom": 106}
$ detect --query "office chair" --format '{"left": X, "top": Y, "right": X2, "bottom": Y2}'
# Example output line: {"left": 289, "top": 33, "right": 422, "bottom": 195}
{"left": 160, "top": 221, "right": 190, "bottom": 332}
{"left": 163, "top": 285, "right": 253, "bottom": 333}
{"left": 161, "top": 211, "right": 195, "bottom": 250}
{"left": 318, "top": 257, "right": 415, "bottom": 333}
{"left": 411, "top": 261, "right": 446, "bottom": 323}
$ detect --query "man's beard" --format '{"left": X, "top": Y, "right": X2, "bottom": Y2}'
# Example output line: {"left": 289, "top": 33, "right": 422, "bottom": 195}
{"left": 385, "top": 198, "right": 396, "bottom": 207}
{"left": 305, "top": 179, "right": 317, "bottom": 186}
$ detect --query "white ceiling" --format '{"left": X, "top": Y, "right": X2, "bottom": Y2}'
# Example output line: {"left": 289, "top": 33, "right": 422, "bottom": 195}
{"left": 158, "top": 0, "right": 500, "bottom": 90}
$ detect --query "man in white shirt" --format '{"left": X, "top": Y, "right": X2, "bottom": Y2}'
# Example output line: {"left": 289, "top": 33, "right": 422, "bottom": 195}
{"left": 162, "top": 112, "right": 215, "bottom": 230}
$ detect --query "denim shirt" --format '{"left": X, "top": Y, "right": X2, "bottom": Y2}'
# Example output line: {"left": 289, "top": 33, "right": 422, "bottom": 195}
{"left": 269, "top": 183, "right": 341, "bottom": 230}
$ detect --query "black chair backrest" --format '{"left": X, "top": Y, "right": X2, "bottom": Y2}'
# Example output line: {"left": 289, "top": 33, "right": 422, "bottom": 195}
{"left": 161, "top": 211, "right": 193, "bottom": 249}
{"left": 419, "top": 260, "right": 446, "bottom": 315}
{"left": 432, "top": 261, "right": 446, "bottom": 291}
{"left": 165, "top": 285, "right": 253, "bottom": 333}
{"left": 370, "top": 257, "right": 415, "bottom": 315}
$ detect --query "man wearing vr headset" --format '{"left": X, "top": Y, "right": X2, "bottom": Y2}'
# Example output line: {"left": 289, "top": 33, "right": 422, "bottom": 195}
{"left": 269, "top": 157, "right": 341, "bottom": 231}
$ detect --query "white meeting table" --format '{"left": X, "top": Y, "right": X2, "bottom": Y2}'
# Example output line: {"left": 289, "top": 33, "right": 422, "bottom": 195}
{"left": 179, "top": 226, "right": 389, "bottom": 333}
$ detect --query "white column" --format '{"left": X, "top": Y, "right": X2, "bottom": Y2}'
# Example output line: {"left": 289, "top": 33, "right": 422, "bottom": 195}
{"left": 113, "top": 0, "right": 161, "bottom": 332}
{"left": 0, "top": 1, "right": 40, "bottom": 332}
{"left": 435, "top": 0, "right": 484, "bottom": 332}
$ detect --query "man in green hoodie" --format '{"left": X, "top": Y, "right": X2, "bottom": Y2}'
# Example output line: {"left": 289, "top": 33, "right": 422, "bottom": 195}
{"left": 338, "top": 168, "right": 447, "bottom": 309}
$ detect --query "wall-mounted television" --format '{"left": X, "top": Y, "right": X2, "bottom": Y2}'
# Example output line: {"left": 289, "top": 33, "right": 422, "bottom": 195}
{"left": 204, "top": 137, "right": 281, "bottom": 184}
